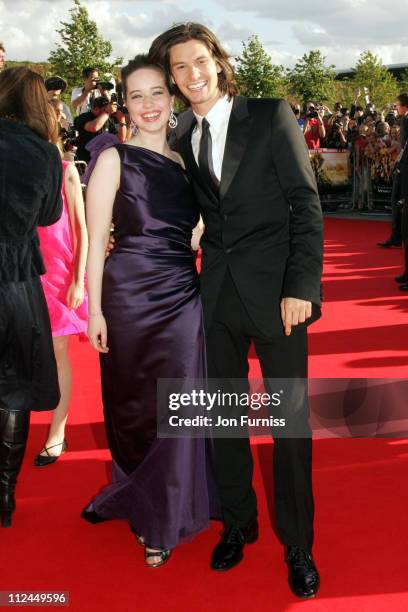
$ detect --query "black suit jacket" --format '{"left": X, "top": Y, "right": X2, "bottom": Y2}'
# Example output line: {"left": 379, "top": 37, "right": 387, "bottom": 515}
{"left": 399, "top": 114, "right": 408, "bottom": 148}
{"left": 174, "top": 96, "right": 323, "bottom": 337}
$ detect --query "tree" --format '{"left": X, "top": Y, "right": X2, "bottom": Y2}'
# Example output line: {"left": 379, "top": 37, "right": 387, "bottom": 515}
{"left": 48, "top": 0, "right": 123, "bottom": 89}
{"left": 351, "top": 51, "right": 399, "bottom": 109}
{"left": 288, "top": 50, "right": 335, "bottom": 106}
{"left": 235, "top": 35, "right": 287, "bottom": 98}
{"left": 6, "top": 60, "right": 50, "bottom": 78}
{"left": 397, "top": 69, "right": 408, "bottom": 95}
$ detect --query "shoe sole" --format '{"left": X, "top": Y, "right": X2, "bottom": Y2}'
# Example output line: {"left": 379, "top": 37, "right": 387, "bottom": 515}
{"left": 288, "top": 577, "right": 320, "bottom": 599}
{"left": 211, "top": 552, "right": 244, "bottom": 572}
{"left": 34, "top": 459, "right": 59, "bottom": 467}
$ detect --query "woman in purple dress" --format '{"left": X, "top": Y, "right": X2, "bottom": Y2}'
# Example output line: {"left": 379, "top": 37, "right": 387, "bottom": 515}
{"left": 84, "top": 56, "right": 214, "bottom": 567}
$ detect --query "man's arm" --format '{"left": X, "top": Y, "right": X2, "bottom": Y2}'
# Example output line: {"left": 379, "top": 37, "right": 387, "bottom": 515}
{"left": 270, "top": 100, "right": 323, "bottom": 332}
{"left": 84, "top": 112, "right": 111, "bottom": 133}
{"left": 317, "top": 115, "right": 326, "bottom": 139}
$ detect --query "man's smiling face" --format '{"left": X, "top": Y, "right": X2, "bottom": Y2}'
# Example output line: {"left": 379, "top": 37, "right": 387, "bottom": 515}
{"left": 169, "top": 39, "right": 222, "bottom": 115}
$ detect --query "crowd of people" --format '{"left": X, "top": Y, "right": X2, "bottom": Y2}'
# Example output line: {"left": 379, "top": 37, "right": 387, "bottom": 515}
{"left": 0, "top": 24, "right": 407, "bottom": 601}
{"left": 292, "top": 93, "right": 408, "bottom": 288}
{"left": 293, "top": 96, "right": 405, "bottom": 156}
{"left": 294, "top": 96, "right": 406, "bottom": 204}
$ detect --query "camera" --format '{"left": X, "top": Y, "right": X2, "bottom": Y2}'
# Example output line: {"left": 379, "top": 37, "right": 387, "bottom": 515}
{"left": 110, "top": 92, "right": 128, "bottom": 115}
{"left": 307, "top": 109, "right": 318, "bottom": 119}
{"left": 60, "top": 126, "right": 79, "bottom": 151}
{"left": 93, "top": 80, "right": 115, "bottom": 91}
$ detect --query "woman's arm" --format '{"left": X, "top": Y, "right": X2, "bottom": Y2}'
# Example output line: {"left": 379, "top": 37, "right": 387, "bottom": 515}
{"left": 191, "top": 216, "right": 204, "bottom": 251}
{"left": 86, "top": 147, "right": 120, "bottom": 352}
{"left": 64, "top": 164, "right": 89, "bottom": 309}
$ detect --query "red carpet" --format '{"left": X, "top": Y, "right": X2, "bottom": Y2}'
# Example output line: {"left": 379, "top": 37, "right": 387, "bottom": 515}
{"left": 3, "top": 218, "right": 408, "bottom": 612}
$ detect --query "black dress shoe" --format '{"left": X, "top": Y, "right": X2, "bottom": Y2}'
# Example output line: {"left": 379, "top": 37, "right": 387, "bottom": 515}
{"left": 395, "top": 274, "right": 408, "bottom": 283}
{"left": 377, "top": 239, "right": 402, "bottom": 248}
{"left": 211, "top": 519, "right": 258, "bottom": 571}
{"left": 286, "top": 546, "right": 320, "bottom": 599}
{"left": 400, "top": 283, "right": 408, "bottom": 291}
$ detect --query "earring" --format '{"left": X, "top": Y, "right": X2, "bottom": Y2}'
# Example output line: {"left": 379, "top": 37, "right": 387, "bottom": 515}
{"left": 130, "top": 116, "right": 138, "bottom": 136}
{"left": 168, "top": 108, "right": 178, "bottom": 129}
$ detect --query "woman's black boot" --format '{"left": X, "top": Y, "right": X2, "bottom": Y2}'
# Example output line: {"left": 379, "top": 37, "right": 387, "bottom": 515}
{"left": 0, "top": 408, "right": 30, "bottom": 528}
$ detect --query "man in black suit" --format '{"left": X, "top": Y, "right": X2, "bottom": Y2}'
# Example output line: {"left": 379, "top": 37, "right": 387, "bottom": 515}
{"left": 149, "top": 24, "right": 323, "bottom": 598}
{"left": 397, "top": 111, "right": 408, "bottom": 290}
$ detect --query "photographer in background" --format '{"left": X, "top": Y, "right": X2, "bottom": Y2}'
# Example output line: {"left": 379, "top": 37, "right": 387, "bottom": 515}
{"left": 303, "top": 103, "right": 326, "bottom": 149}
{"left": 0, "top": 42, "right": 5, "bottom": 73}
{"left": 96, "top": 80, "right": 115, "bottom": 101}
{"left": 324, "top": 117, "right": 347, "bottom": 149}
{"left": 292, "top": 103, "right": 305, "bottom": 131}
{"left": 45, "top": 76, "right": 73, "bottom": 126}
{"left": 71, "top": 67, "right": 101, "bottom": 116}
{"left": 346, "top": 118, "right": 360, "bottom": 148}
{"left": 73, "top": 96, "right": 126, "bottom": 163}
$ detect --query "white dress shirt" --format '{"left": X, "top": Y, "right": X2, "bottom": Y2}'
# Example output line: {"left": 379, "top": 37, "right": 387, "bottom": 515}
{"left": 71, "top": 87, "right": 101, "bottom": 116}
{"left": 192, "top": 96, "right": 233, "bottom": 181}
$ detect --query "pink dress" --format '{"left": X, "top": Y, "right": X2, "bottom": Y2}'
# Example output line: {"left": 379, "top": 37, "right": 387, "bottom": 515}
{"left": 38, "top": 160, "right": 88, "bottom": 338}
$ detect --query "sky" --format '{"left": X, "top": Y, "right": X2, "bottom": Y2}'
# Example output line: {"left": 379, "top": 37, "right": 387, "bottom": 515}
{"left": 1, "top": 0, "right": 408, "bottom": 70}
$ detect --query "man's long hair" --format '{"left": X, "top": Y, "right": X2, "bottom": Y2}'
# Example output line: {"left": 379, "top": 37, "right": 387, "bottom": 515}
{"left": 396, "top": 92, "right": 408, "bottom": 108}
{"left": 0, "top": 67, "right": 59, "bottom": 143}
{"left": 149, "top": 22, "right": 238, "bottom": 107}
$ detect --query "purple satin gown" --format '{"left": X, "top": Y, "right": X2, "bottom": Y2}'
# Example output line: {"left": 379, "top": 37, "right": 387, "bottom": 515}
{"left": 89, "top": 144, "right": 215, "bottom": 549}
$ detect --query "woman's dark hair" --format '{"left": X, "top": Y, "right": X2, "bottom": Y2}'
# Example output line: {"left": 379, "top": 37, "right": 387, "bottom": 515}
{"left": 148, "top": 22, "right": 238, "bottom": 106}
{"left": 396, "top": 93, "right": 408, "bottom": 108}
{"left": 121, "top": 54, "right": 167, "bottom": 100}
{"left": 0, "top": 66, "right": 59, "bottom": 143}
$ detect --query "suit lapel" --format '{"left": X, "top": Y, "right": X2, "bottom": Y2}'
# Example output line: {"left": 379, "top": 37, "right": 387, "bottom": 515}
{"left": 220, "top": 96, "right": 253, "bottom": 201}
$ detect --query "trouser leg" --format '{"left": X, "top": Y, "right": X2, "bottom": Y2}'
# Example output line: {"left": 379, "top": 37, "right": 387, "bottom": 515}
{"left": 390, "top": 174, "right": 402, "bottom": 243}
{"left": 205, "top": 273, "right": 257, "bottom": 527}
{"left": 254, "top": 329, "right": 314, "bottom": 550}
{"left": 402, "top": 202, "right": 408, "bottom": 274}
